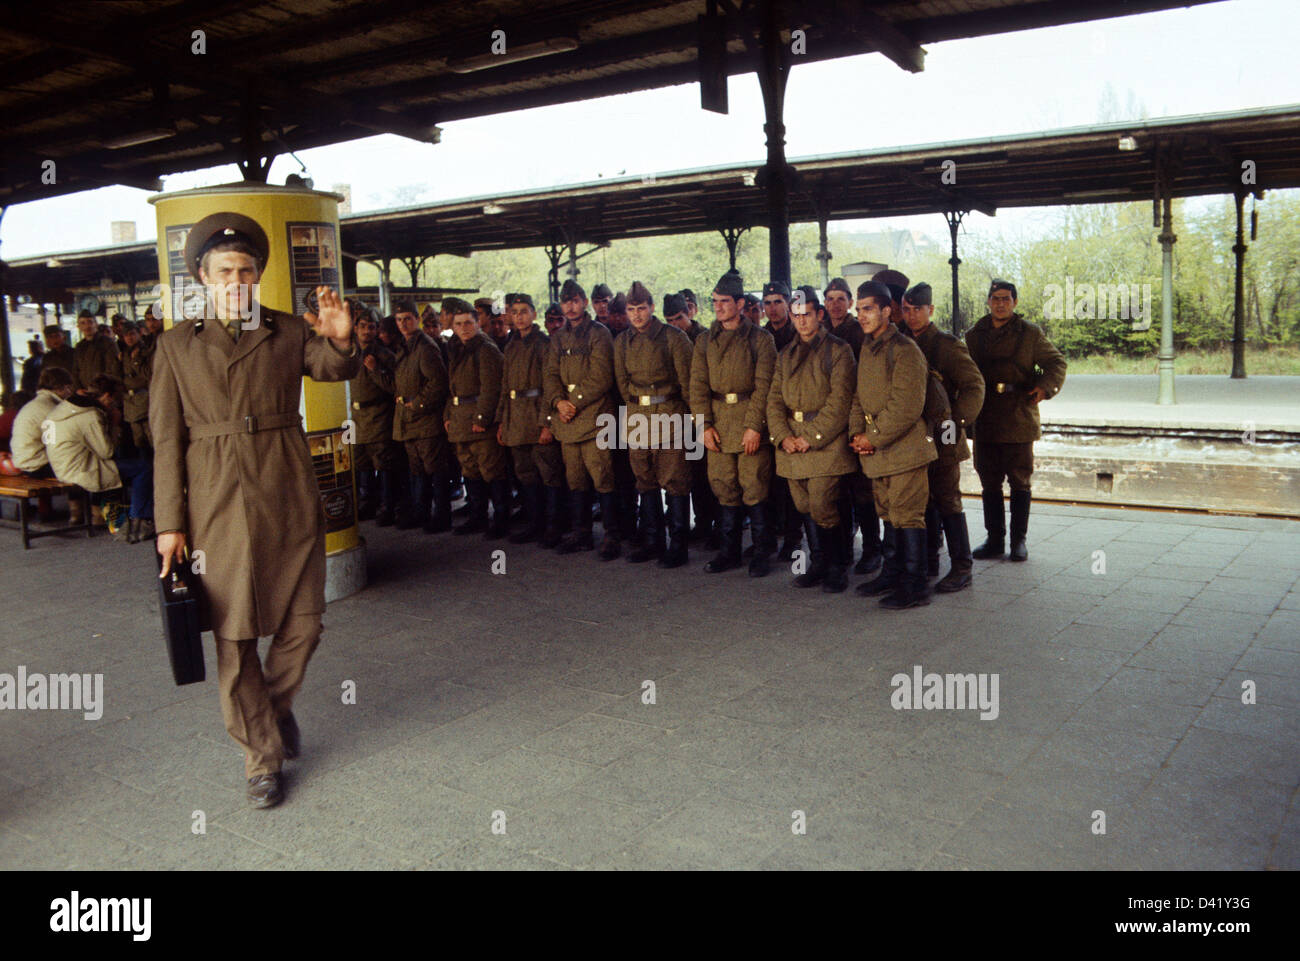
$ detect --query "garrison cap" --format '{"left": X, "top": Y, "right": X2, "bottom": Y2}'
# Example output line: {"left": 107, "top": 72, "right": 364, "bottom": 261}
{"left": 560, "top": 279, "right": 587, "bottom": 301}
{"left": 544, "top": 301, "right": 563, "bottom": 318}
{"left": 679, "top": 288, "right": 698, "bottom": 306}
{"left": 392, "top": 299, "right": 419, "bottom": 317}
{"left": 713, "top": 271, "right": 745, "bottom": 300}
{"left": 793, "top": 285, "right": 821, "bottom": 310}
{"left": 903, "top": 282, "right": 933, "bottom": 307}
{"left": 989, "top": 279, "right": 1019, "bottom": 300}
{"left": 871, "top": 269, "right": 910, "bottom": 305}
{"left": 856, "top": 281, "right": 894, "bottom": 307}
{"left": 442, "top": 296, "right": 475, "bottom": 316}
{"left": 662, "top": 292, "right": 687, "bottom": 317}
{"left": 824, "top": 277, "right": 852, "bottom": 299}
{"left": 762, "top": 280, "right": 791, "bottom": 300}
{"left": 184, "top": 211, "right": 270, "bottom": 282}
{"left": 591, "top": 283, "right": 614, "bottom": 301}
{"left": 609, "top": 292, "right": 628, "bottom": 313}
{"left": 506, "top": 292, "right": 535, "bottom": 309}
{"left": 626, "top": 281, "right": 653, "bottom": 306}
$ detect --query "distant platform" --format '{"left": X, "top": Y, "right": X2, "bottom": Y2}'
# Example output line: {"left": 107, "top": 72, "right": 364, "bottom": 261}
{"left": 1042, "top": 375, "right": 1297, "bottom": 436}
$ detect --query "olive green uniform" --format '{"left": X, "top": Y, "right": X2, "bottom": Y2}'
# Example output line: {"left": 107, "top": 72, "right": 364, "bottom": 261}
{"left": 445, "top": 331, "right": 506, "bottom": 482}
{"left": 393, "top": 330, "right": 450, "bottom": 473}
{"left": 767, "top": 330, "right": 857, "bottom": 528}
{"left": 73, "top": 336, "right": 121, "bottom": 390}
{"left": 614, "top": 316, "right": 694, "bottom": 497}
{"left": 911, "top": 322, "right": 985, "bottom": 514}
{"left": 496, "top": 325, "right": 563, "bottom": 488}
{"left": 120, "top": 339, "right": 154, "bottom": 449}
{"left": 350, "top": 342, "right": 400, "bottom": 472}
{"left": 543, "top": 313, "right": 617, "bottom": 493}
{"left": 688, "top": 319, "right": 776, "bottom": 506}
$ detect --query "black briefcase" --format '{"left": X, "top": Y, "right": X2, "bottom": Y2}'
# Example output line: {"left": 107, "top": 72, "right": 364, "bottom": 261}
{"left": 156, "top": 551, "right": 210, "bottom": 685}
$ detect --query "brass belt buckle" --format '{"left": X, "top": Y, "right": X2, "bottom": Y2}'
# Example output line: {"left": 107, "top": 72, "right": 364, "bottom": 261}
{"left": 509, "top": 389, "right": 517, "bottom": 400}
{"left": 244, "top": 414, "right": 258, "bottom": 434}
{"left": 352, "top": 401, "right": 360, "bottom": 410}
{"left": 996, "top": 382, "right": 1010, "bottom": 393}
{"left": 639, "top": 395, "right": 651, "bottom": 406}
{"left": 567, "top": 384, "right": 577, "bottom": 393}
{"left": 793, "top": 410, "right": 804, "bottom": 423}
{"left": 724, "top": 392, "right": 738, "bottom": 404}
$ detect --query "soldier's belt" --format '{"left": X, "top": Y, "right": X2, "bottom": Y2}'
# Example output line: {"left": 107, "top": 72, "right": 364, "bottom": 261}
{"left": 127, "top": 388, "right": 148, "bottom": 398}
{"left": 352, "top": 398, "right": 388, "bottom": 409}
{"left": 711, "top": 390, "right": 752, "bottom": 404}
{"left": 632, "top": 384, "right": 675, "bottom": 405}
{"left": 994, "top": 382, "right": 1024, "bottom": 394}
{"left": 451, "top": 394, "right": 479, "bottom": 406}
{"left": 187, "top": 411, "right": 302, "bottom": 438}
{"left": 509, "top": 388, "right": 542, "bottom": 400}
{"left": 792, "top": 408, "right": 820, "bottom": 423}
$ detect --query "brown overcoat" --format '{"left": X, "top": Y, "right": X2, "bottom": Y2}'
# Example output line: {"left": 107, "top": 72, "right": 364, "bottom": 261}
{"left": 445, "top": 331, "right": 503, "bottom": 442}
{"left": 688, "top": 319, "right": 776, "bottom": 453}
{"left": 911, "top": 322, "right": 984, "bottom": 463}
{"left": 120, "top": 339, "right": 154, "bottom": 425}
{"left": 149, "top": 307, "right": 360, "bottom": 640}
{"left": 964, "top": 312, "right": 1067, "bottom": 443}
{"left": 848, "top": 324, "right": 938, "bottom": 479}
{"left": 496, "top": 326, "right": 553, "bottom": 446}
{"left": 543, "top": 313, "right": 616, "bottom": 444}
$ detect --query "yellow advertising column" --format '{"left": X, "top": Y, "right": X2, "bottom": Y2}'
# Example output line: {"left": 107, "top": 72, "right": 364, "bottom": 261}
{"left": 148, "top": 183, "right": 366, "bottom": 602}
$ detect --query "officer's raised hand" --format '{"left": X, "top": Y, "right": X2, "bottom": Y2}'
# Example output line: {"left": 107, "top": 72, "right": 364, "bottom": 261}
{"left": 309, "top": 286, "right": 354, "bottom": 349}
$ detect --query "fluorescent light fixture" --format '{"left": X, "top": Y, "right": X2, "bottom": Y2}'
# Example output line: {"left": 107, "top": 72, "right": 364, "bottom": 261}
{"left": 104, "top": 127, "right": 176, "bottom": 149}
{"left": 482, "top": 203, "right": 506, "bottom": 215}
{"left": 449, "top": 37, "right": 579, "bottom": 74}
{"left": 1117, "top": 135, "right": 1138, "bottom": 151}
{"left": 741, "top": 171, "right": 757, "bottom": 187}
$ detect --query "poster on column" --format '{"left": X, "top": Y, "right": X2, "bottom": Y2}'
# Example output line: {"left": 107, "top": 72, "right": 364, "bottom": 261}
{"left": 286, "top": 222, "right": 340, "bottom": 315}
{"left": 163, "top": 224, "right": 208, "bottom": 321}
{"left": 308, "top": 428, "right": 355, "bottom": 534}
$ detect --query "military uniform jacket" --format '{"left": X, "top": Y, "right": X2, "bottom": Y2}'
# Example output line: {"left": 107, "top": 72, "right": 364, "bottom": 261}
{"left": 120, "top": 340, "right": 154, "bottom": 424}
{"left": 826, "top": 317, "right": 866, "bottom": 359}
{"left": 768, "top": 330, "right": 857, "bottom": 480}
{"left": 849, "top": 324, "right": 938, "bottom": 479}
{"left": 41, "top": 345, "right": 76, "bottom": 386}
{"left": 684, "top": 319, "right": 707, "bottom": 343}
{"left": 764, "top": 319, "right": 796, "bottom": 353}
{"left": 392, "top": 331, "right": 449, "bottom": 442}
{"left": 688, "top": 319, "right": 776, "bottom": 453}
{"left": 964, "top": 312, "right": 1066, "bottom": 443}
{"left": 445, "top": 331, "right": 503, "bottom": 442}
{"left": 73, "top": 337, "right": 121, "bottom": 390}
{"left": 543, "top": 313, "right": 616, "bottom": 444}
{"left": 614, "top": 316, "right": 693, "bottom": 421}
{"left": 496, "top": 326, "right": 553, "bottom": 447}
{"left": 149, "top": 307, "right": 360, "bottom": 640}
{"left": 912, "top": 322, "right": 984, "bottom": 463}
{"left": 350, "top": 342, "right": 397, "bottom": 445}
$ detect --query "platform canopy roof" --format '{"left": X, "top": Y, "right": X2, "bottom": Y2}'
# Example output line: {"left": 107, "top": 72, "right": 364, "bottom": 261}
{"left": 1, "top": 0, "right": 1230, "bottom": 207}
{"left": 6, "top": 103, "right": 1298, "bottom": 301}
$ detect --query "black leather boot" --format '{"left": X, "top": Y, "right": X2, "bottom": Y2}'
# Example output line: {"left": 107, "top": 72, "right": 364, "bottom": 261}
{"left": 425, "top": 472, "right": 452, "bottom": 533}
{"left": 856, "top": 522, "right": 899, "bottom": 596}
{"left": 376, "top": 470, "right": 398, "bottom": 527}
{"left": 540, "top": 486, "right": 565, "bottom": 548}
{"left": 455, "top": 479, "right": 490, "bottom": 535}
{"left": 704, "top": 505, "right": 742, "bottom": 573}
{"left": 598, "top": 491, "right": 622, "bottom": 560}
{"left": 935, "top": 511, "right": 973, "bottom": 592}
{"left": 628, "top": 492, "right": 665, "bottom": 563}
{"left": 357, "top": 469, "right": 378, "bottom": 520}
{"left": 822, "top": 519, "right": 849, "bottom": 594}
{"left": 509, "top": 484, "right": 545, "bottom": 544}
{"left": 395, "top": 472, "right": 425, "bottom": 530}
{"left": 972, "top": 489, "right": 1006, "bottom": 559}
{"left": 1009, "top": 489, "right": 1031, "bottom": 562}
{"left": 486, "top": 478, "right": 512, "bottom": 540}
{"left": 854, "top": 496, "right": 882, "bottom": 575}
{"left": 747, "top": 502, "right": 772, "bottom": 577}
{"left": 558, "top": 489, "right": 594, "bottom": 553}
{"left": 622, "top": 489, "right": 641, "bottom": 547}
{"left": 793, "top": 516, "right": 825, "bottom": 588}
{"left": 925, "top": 502, "right": 943, "bottom": 577}
{"left": 777, "top": 489, "right": 803, "bottom": 562}
{"left": 881, "top": 527, "right": 931, "bottom": 609}
{"left": 660, "top": 494, "right": 691, "bottom": 569}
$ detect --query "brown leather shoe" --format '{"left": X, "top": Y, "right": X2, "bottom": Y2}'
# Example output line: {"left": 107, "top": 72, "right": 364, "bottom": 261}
{"left": 247, "top": 773, "right": 284, "bottom": 809}
{"left": 277, "top": 712, "right": 300, "bottom": 760}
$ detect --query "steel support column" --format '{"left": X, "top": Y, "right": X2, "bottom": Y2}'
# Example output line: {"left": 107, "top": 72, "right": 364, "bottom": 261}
{"left": 816, "top": 217, "right": 831, "bottom": 291}
{"left": 0, "top": 205, "right": 12, "bottom": 396}
{"left": 945, "top": 210, "right": 965, "bottom": 336}
{"left": 755, "top": 0, "right": 791, "bottom": 287}
{"left": 377, "top": 258, "right": 392, "bottom": 316}
{"left": 1157, "top": 194, "right": 1177, "bottom": 406}
{"left": 546, "top": 243, "right": 563, "bottom": 304}
{"left": 1230, "top": 191, "right": 1248, "bottom": 380}
{"left": 720, "top": 227, "right": 747, "bottom": 272}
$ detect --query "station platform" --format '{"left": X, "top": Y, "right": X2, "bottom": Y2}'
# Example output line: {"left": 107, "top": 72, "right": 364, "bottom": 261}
{"left": 0, "top": 499, "right": 1295, "bottom": 870}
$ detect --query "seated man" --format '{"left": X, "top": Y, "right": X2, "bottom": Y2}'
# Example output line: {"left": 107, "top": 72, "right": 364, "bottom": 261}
{"left": 45, "top": 373, "right": 154, "bottom": 542}
{"left": 12, "top": 366, "right": 75, "bottom": 478}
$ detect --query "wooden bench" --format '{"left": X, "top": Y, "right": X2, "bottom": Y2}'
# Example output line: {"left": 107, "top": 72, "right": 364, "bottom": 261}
{"left": 0, "top": 476, "right": 94, "bottom": 549}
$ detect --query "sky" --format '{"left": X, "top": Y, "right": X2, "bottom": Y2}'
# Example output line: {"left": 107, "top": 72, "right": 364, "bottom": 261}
{"left": 3, "top": 0, "right": 1298, "bottom": 260}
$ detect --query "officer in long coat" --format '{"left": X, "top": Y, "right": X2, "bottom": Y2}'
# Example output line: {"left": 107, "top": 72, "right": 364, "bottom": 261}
{"left": 964, "top": 280, "right": 1067, "bottom": 562}
{"left": 151, "top": 212, "right": 360, "bottom": 809}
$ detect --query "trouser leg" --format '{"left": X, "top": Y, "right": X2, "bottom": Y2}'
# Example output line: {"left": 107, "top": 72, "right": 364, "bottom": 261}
{"left": 215, "top": 636, "right": 283, "bottom": 779}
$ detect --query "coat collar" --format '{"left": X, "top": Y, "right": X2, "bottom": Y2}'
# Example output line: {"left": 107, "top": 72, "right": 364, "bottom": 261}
{"left": 194, "top": 306, "right": 277, "bottom": 364}
{"left": 867, "top": 322, "right": 901, "bottom": 355}
{"left": 626, "top": 316, "right": 664, "bottom": 342}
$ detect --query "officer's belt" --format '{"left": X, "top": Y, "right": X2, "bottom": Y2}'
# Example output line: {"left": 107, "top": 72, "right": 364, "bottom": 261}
{"left": 352, "top": 397, "right": 388, "bottom": 409}
{"left": 187, "top": 412, "right": 302, "bottom": 438}
{"left": 509, "top": 388, "right": 542, "bottom": 400}
{"left": 631, "top": 384, "right": 676, "bottom": 406}
{"left": 711, "top": 390, "right": 752, "bottom": 404}
{"left": 451, "top": 394, "right": 479, "bottom": 406}
{"left": 792, "top": 407, "right": 820, "bottom": 423}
